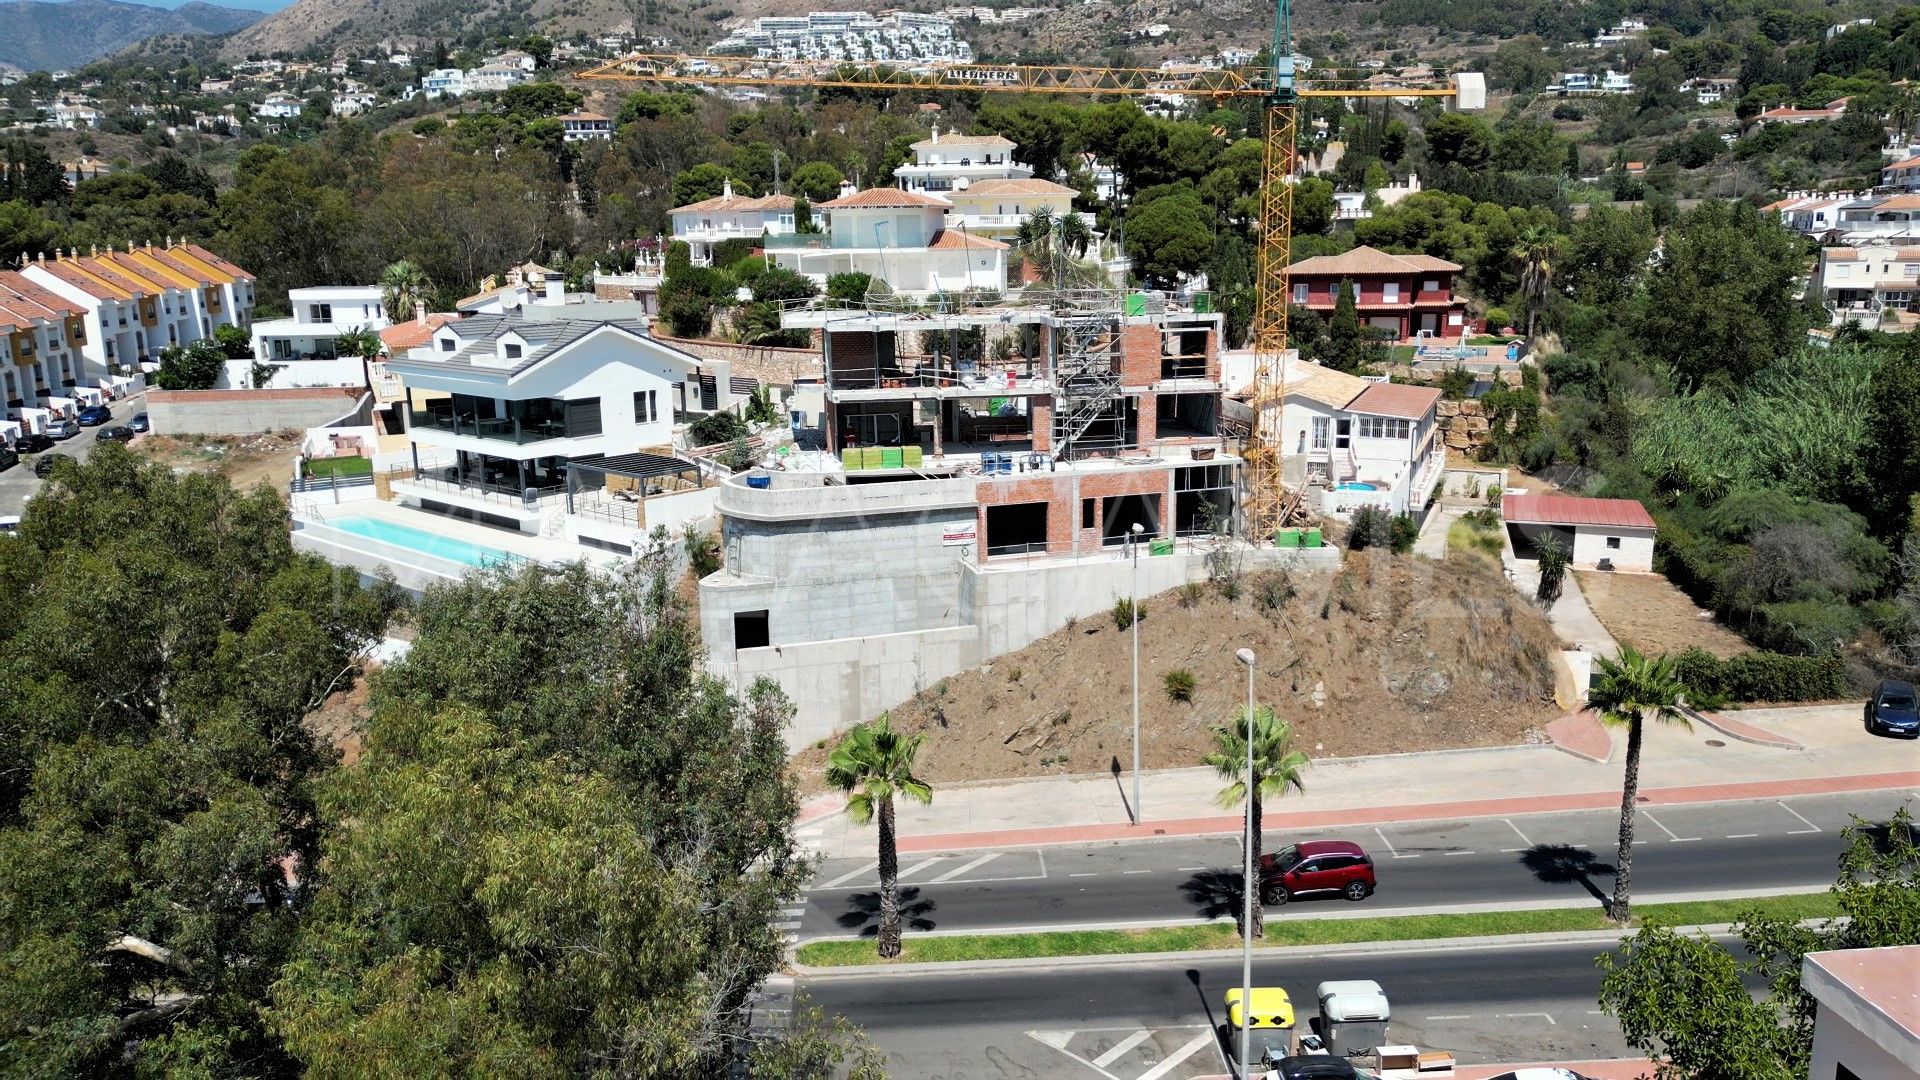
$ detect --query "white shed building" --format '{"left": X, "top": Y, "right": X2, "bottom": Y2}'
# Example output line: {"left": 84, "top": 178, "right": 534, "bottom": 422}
{"left": 1502, "top": 494, "right": 1656, "bottom": 572}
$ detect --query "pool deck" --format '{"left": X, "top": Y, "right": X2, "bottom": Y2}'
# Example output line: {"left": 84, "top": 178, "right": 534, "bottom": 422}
{"left": 294, "top": 500, "right": 624, "bottom": 590}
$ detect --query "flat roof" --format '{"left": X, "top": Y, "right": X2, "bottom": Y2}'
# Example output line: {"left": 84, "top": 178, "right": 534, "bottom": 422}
{"left": 1502, "top": 494, "right": 1656, "bottom": 530}
{"left": 1803, "top": 946, "right": 1920, "bottom": 1074}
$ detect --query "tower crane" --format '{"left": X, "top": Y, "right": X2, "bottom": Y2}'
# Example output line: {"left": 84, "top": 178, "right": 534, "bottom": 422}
{"left": 582, "top": 5, "right": 1483, "bottom": 536}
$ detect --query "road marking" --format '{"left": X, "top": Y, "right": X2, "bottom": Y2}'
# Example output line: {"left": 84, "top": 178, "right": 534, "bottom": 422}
{"left": 1780, "top": 802, "right": 1822, "bottom": 834}
{"left": 1091, "top": 1030, "right": 1153, "bottom": 1068}
{"left": 817, "top": 860, "right": 878, "bottom": 889}
{"left": 1179, "top": 866, "right": 1207, "bottom": 871}
{"left": 1136, "top": 1031, "right": 1214, "bottom": 1080}
{"left": 774, "top": 920, "right": 801, "bottom": 930}
{"left": 1641, "top": 811, "right": 1696, "bottom": 842}
{"left": 1123, "top": 869, "right": 1153, "bottom": 875}
{"left": 1498, "top": 1012, "right": 1557, "bottom": 1025}
{"left": 1504, "top": 818, "right": 1535, "bottom": 848}
{"left": 1726, "top": 833, "right": 1759, "bottom": 839}
{"left": 894, "top": 857, "right": 946, "bottom": 881}
{"left": 1071, "top": 872, "right": 1099, "bottom": 878}
{"left": 1374, "top": 827, "right": 1417, "bottom": 859}
{"left": 931, "top": 851, "right": 1003, "bottom": 882}
{"left": 1024, "top": 1031, "right": 1121, "bottom": 1080}
{"left": 1424, "top": 1014, "right": 1473, "bottom": 1021}
{"left": 1443, "top": 850, "right": 1476, "bottom": 856}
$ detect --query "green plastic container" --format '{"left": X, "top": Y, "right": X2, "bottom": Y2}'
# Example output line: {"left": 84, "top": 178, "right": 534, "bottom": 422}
{"left": 880, "top": 447, "right": 904, "bottom": 469}
{"left": 841, "top": 448, "right": 861, "bottom": 470}
{"left": 861, "top": 447, "right": 885, "bottom": 469}
{"left": 1149, "top": 538, "right": 1175, "bottom": 556}
{"left": 902, "top": 446, "right": 924, "bottom": 468}
{"left": 1274, "top": 529, "right": 1300, "bottom": 548}
{"left": 1303, "top": 528, "right": 1323, "bottom": 548}
{"left": 1191, "top": 291, "right": 1214, "bottom": 314}
{"left": 1125, "top": 292, "right": 1149, "bottom": 316}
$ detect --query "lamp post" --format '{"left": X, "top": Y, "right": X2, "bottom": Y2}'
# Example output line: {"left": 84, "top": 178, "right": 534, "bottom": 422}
{"left": 1129, "top": 520, "right": 1145, "bottom": 823}
{"left": 1235, "top": 646, "right": 1256, "bottom": 1078}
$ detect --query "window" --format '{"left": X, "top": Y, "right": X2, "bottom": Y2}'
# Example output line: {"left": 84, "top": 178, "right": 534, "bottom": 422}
{"left": 1423, "top": 279, "right": 1439, "bottom": 292}
{"left": 1356, "top": 416, "right": 1410, "bottom": 439}
{"left": 439, "top": 337, "right": 456, "bottom": 352}
{"left": 634, "top": 389, "right": 659, "bottom": 423}
{"left": 564, "top": 397, "right": 603, "bottom": 438}
{"left": 1293, "top": 283, "right": 1308, "bottom": 304}
{"left": 503, "top": 343, "right": 522, "bottom": 359}
{"left": 1311, "top": 416, "right": 1330, "bottom": 450}
{"left": 734, "top": 610, "right": 770, "bottom": 650}
{"left": 1382, "top": 282, "right": 1400, "bottom": 303}
{"left": 307, "top": 303, "right": 332, "bottom": 322}
{"left": 1606, "top": 536, "right": 1622, "bottom": 549}
{"left": 1082, "top": 498, "right": 1096, "bottom": 529}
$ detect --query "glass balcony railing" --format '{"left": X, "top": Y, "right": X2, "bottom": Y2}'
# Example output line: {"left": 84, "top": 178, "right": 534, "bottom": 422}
{"left": 409, "top": 410, "right": 569, "bottom": 445}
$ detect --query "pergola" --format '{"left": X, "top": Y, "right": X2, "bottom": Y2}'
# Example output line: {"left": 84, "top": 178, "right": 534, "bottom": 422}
{"left": 562, "top": 452, "right": 703, "bottom": 513}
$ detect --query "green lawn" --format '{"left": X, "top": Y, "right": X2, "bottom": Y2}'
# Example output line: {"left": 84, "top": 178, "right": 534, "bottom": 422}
{"left": 794, "top": 892, "right": 1842, "bottom": 968}
{"left": 303, "top": 456, "right": 373, "bottom": 479}
{"left": 1447, "top": 516, "right": 1504, "bottom": 562}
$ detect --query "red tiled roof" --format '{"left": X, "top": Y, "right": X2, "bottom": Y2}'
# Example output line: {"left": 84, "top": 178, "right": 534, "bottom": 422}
{"left": 379, "top": 313, "right": 460, "bottom": 351}
{"left": 0, "top": 271, "right": 83, "bottom": 318}
{"left": 1502, "top": 494, "right": 1656, "bottom": 530}
{"left": 1886, "top": 154, "right": 1920, "bottom": 171}
{"left": 927, "top": 229, "right": 1009, "bottom": 250}
{"left": 670, "top": 190, "right": 796, "bottom": 214}
{"left": 910, "top": 132, "right": 1014, "bottom": 150}
{"left": 560, "top": 112, "right": 611, "bottom": 122}
{"left": 174, "top": 242, "right": 254, "bottom": 281}
{"left": 1346, "top": 382, "right": 1441, "bottom": 419}
{"left": 954, "top": 178, "right": 1078, "bottom": 197}
{"left": 1288, "top": 244, "right": 1461, "bottom": 277}
{"left": 819, "top": 187, "right": 952, "bottom": 209}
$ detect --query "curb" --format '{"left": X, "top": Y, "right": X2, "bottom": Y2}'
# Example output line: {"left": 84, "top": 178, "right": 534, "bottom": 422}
{"left": 1687, "top": 707, "right": 1804, "bottom": 750}
{"left": 790, "top": 922, "right": 1746, "bottom": 978}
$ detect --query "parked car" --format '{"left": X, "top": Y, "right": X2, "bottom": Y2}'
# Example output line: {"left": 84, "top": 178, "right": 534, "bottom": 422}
{"left": 1865, "top": 679, "right": 1919, "bottom": 738}
{"left": 1268, "top": 1055, "right": 1362, "bottom": 1080}
{"left": 0, "top": 515, "right": 19, "bottom": 534}
{"left": 128, "top": 412, "right": 150, "bottom": 433}
{"left": 46, "top": 418, "right": 81, "bottom": 440}
{"left": 1259, "top": 840, "right": 1376, "bottom": 904}
{"left": 1484, "top": 1071, "right": 1600, "bottom": 1080}
{"left": 76, "top": 404, "right": 112, "bottom": 426}
{"left": 34, "top": 453, "right": 71, "bottom": 478}
{"left": 95, "top": 425, "right": 135, "bottom": 444}
{"left": 16, "top": 432, "right": 53, "bottom": 453}
{"left": 0, "top": 444, "right": 16, "bottom": 471}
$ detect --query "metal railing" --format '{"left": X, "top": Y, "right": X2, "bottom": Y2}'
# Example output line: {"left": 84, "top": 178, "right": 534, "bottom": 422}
{"left": 409, "top": 410, "right": 569, "bottom": 445}
{"left": 391, "top": 467, "right": 564, "bottom": 510}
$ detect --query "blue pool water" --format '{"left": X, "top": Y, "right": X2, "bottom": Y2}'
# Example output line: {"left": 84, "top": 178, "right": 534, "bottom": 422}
{"left": 1335, "top": 481, "right": 1379, "bottom": 492}
{"left": 327, "top": 516, "right": 516, "bottom": 568}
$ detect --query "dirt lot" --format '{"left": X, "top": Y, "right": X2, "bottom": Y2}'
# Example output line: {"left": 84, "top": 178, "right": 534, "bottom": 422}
{"left": 792, "top": 550, "right": 1568, "bottom": 790}
{"left": 136, "top": 431, "right": 303, "bottom": 495}
{"left": 1575, "top": 570, "right": 1748, "bottom": 659}
{"left": 304, "top": 672, "right": 374, "bottom": 767}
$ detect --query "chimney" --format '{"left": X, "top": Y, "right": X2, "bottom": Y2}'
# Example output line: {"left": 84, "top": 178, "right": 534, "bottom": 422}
{"left": 931, "top": 124, "right": 940, "bottom": 144}
{"left": 91, "top": 245, "right": 99, "bottom": 257}
{"left": 838, "top": 179, "right": 857, "bottom": 199}
{"left": 722, "top": 177, "right": 734, "bottom": 199}
{"left": 417, "top": 304, "right": 427, "bottom": 326}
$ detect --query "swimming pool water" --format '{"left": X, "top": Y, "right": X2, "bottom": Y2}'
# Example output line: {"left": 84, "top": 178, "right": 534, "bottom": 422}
{"left": 1335, "top": 482, "right": 1379, "bottom": 492}
{"left": 327, "top": 516, "right": 516, "bottom": 568}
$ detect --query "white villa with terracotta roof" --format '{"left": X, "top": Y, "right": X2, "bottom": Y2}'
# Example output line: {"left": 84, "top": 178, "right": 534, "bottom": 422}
{"left": 767, "top": 183, "right": 1009, "bottom": 295}
{"left": 1277, "top": 360, "right": 1445, "bottom": 518}
{"left": 893, "top": 128, "right": 1029, "bottom": 194}
{"left": 669, "top": 180, "right": 797, "bottom": 267}
{"left": 559, "top": 112, "right": 614, "bottom": 141}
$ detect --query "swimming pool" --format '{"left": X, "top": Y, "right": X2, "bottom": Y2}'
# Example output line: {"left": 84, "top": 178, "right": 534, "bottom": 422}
{"left": 326, "top": 515, "right": 519, "bottom": 568}
{"left": 1335, "top": 481, "right": 1379, "bottom": 492}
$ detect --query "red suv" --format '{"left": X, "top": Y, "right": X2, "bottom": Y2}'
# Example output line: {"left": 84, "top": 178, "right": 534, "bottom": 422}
{"left": 1259, "top": 840, "right": 1376, "bottom": 904}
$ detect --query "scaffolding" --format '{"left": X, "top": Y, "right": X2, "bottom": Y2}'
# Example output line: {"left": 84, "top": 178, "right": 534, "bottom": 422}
{"left": 1048, "top": 291, "right": 1126, "bottom": 460}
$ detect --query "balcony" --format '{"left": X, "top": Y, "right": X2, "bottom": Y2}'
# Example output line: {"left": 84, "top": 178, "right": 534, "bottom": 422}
{"left": 409, "top": 409, "right": 569, "bottom": 445}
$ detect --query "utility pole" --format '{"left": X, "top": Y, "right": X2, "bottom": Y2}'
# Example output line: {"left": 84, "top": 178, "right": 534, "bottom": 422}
{"left": 1129, "top": 520, "right": 1145, "bottom": 822}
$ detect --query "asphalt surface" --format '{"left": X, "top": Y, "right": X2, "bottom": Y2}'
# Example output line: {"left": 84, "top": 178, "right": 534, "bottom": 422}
{"left": 798, "top": 790, "right": 1915, "bottom": 940}
{"left": 0, "top": 392, "right": 147, "bottom": 516}
{"left": 802, "top": 939, "right": 1679, "bottom": 1078}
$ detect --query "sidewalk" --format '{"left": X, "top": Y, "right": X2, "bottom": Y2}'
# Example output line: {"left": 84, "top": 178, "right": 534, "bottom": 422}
{"left": 798, "top": 704, "right": 1919, "bottom": 857}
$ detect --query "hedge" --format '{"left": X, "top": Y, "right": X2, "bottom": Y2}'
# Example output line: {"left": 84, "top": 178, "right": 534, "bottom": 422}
{"left": 1671, "top": 647, "right": 1847, "bottom": 704}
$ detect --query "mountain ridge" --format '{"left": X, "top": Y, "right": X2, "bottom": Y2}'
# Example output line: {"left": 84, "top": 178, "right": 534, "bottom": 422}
{"left": 0, "top": 0, "right": 262, "bottom": 70}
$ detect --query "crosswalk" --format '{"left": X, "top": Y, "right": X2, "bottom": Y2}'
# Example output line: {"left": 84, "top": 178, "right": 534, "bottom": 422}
{"left": 1027, "top": 1026, "right": 1224, "bottom": 1080}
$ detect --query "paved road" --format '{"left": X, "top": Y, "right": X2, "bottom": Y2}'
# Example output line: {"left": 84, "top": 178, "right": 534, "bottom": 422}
{"left": 0, "top": 392, "right": 148, "bottom": 516}
{"left": 797, "top": 790, "right": 1914, "bottom": 940}
{"left": 803, "top": 939, "right": 1680, "bottom": 1079}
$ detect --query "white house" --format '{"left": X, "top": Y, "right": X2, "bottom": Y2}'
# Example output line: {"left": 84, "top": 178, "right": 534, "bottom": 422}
{"left": 246, "top": 285, "right": 390, "bottom": 388}
{"left": 894, "top": 128, "right": 1029, "bottom": 194}
{"left": 48, "top": 103, "right": 102, "bottom": 129}
{"left": 422, "top": 69, "right": 467, "bottom": 98}
{"left": 669, "top": 180, "right": 796, "bottom": 267}
{"left": 768, "top": 184, "right": 1009, "bottom": 295}
{"left": 487, "top": 50, "right": 537, "bottom": 73}
{"left": 332, "top": 91, "right": 377, "bottom": 116}
{"left": 559, "top": 112, "right": 615, "bottom": 141}
{"left": 1812, "top": 243, "right": 1920, "bottom": 326}
{"left": 942, "top": 178, "right": 1082, "bottom": 240}
{"left": 465, "top": 65, "right": 528, "bottom": 94}
{"left": 1882, "top": 154, "right": 1920, "bottom": 194}
{"left": 1502, "top": 493, "right": 1657, "bottom": 571}
{"left": 257, "top": 94, "right": 303, "bottom": 119}
{"left": 383, "top": 315, "right": 710, "bottom": 525}
{"left": 1832, "top": 193, "right": 1920, "bottom": 242}
{"left": 1800, "top": 946, "right": 1920, "bottom": 1080}
{"left": 1601, "top": 70, "right": 1633, "bottom": 93}
{"left": 1277, "top": 363, "right": 1445, "bottom": 517}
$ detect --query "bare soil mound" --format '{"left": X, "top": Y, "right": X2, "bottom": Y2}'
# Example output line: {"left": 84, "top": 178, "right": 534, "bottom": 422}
{"left": 792, "top": 551, "right": 1566, "bottom": 788}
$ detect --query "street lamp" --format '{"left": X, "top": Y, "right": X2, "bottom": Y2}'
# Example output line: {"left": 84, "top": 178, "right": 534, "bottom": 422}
{"left": 1129, "top": 520, "right": 1145, "bottom": 824}
{"left": 1234, "top": 646, "right": 1257, "bottom": 1075}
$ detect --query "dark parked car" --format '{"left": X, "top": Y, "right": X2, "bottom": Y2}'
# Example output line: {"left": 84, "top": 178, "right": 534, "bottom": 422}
{"left": 128, "top": 412, "right": 150, "bottom": 433}
{"left": 1268, "top": 1054, "right": 1362, "bottom": 1080}
{"left": 1865, "top": 679, "right": 1919, "bottom": 738}
{"left": 1260, "top": 840, "right": 1376, "bottom": 904}
{"left": 34, "top": 453, "right": 72, "bottom": 478}
{"left": 95, "top": 425, "right": 135, "bottom": 444}
{"left": 15, "top": 432, "right": 53, "bottom": 453}
{"left": 0, "top": 444, "right": 16, "bottom": 471}
{"left": 45, "top": 418, "right": 79, "bottom": 440}
{"left": 76, "top": 404, "right": 112, "bottom": 426}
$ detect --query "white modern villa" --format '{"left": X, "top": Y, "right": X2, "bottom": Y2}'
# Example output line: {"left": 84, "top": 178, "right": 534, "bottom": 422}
{"left": 669, "top": 181, "right": 797, "bottom": 267}
{"left": 246, "top": 286, "right": 390, "bottom": 388}
{"left": 767, "top": 184, "right": 1009, "bottom": 295}
{"left": 893, "top": 128, "right": 1029, "bottom": 193}
{"left": 1277, "top": 361, "right": 1445, "bottom": 518}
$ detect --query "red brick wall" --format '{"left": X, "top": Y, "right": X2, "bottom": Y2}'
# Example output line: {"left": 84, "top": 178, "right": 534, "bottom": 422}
{"left": 1135, "top": 392, "right": 1156, "bottom": 445}
{"left": 1119, "top": 324, "right": 1159, "bottom": 385}
{"left": 970, "top": 466, "right": 1179, "bottom": 555}
{"left": 1031, "top": 400, "right": 1052, "bottom": 452}
{"left": 827, "top": 331, "right": 876, "bottom": 383}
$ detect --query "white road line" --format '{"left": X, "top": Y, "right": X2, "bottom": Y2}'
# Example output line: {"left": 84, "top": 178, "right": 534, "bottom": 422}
{"left": 817, "top": 860, "right": 878, "bottom": 889}
{"left": 1442, "top": 850, "right": 1476, "bottom": 856}
{"left": 1071, "top": 872, "right": 1099, "bottom": 878}
{"left": 1023, "top": 1032, "right": 1120, "bottom": 1080}
{"left": 1424, "top": 1014, "right": 1473, "bottom": 1021}
{"left": 1090, "top": 1030, "right": 1153, "bottom": 1068}
{"left": 1727, "top": 833, "right": 1759, "bottom": 839}
{"left": 774, "top": 920, "right": 801, "bottom": 930}
{"left": 1641, "top": 812, "right": 1693, "bottom": 842}
{"left": 1123, "top": 869, "right": 1153, "bottom": 875}
{"left": 1136, "top": 1031, "right": 1215, "bottom": 1080}
{"left": 1498, "top": 1012, "right": 1557, "bottom": 1025}
{"left": 1374, "top": 827, "right": 1417, "bottom": 859}
{"left": 1179, "top": 866, "right": 1208, "bottom": 872}
{"left": 895, "top": 857, "right": 944, "bottom": 881}
{"left": 931, "top": 852, "right": 1003, "bottom": 883}
{"left": 1504, "top": 818, "right": 1535, "bottom": 848}
{"left": 1780, "top": 802, "right": 1822, "bottom": 834}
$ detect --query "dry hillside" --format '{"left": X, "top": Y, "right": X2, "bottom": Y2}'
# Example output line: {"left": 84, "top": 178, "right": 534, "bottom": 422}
{"left": 793, "top": 550, "right": 1566, "bottom": 788}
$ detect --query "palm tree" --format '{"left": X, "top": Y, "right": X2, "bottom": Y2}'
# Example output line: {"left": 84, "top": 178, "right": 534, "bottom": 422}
{"left": 825, "top": 713, "right": 933, "bottom": 958}
{"left": 1588, "top": 645, "right": 1689, "bottom": 923}
{"left": 1511, "top": 225, "right": 1558, "bottom": 342}
{"left": 1057, "top": 211, "right": 1093, "bottom": 260}
{"left": 378, "top": 260, "right": 435, "bottom": 323}
{"left": 1015, "top": 207, "right": 1059, "bottom": 282}
{"left": 334, "top": 327, "right": 385, "bottom": 394}
{"left": 1203, "top": 704, "right": 1309, "bottom": 939}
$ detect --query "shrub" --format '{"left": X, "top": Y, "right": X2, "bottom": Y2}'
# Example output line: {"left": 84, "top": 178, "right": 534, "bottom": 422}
{"left": 689, "top": 410, "right": 748, "bottom": 447}
{"left": 1177, "top": 581, "right": 1208, "bottom": 609}
{"left": 1162, "top": 667, "right": 1196, "bottom": 703}
{"left": 1483, "top": 306, "right": 1512, "bottom": 332}
{"left": 1112, "top": 597, "right": 1142, "bottom": 630}
{"left": 1347, "top": 507, "right": 1393, "bottom": 551}
{"left": 1440, "top": 364, "right": 1475, "bottom": 400}
{"left": 1671, "top": 647, "right": 1847, "bottom": 703}
{"left": 683, "top": 528, "right": 721, "bottom": 578}
{"left": 1749, "top": 600, "right": 1862, "bottom": 656}
{"left": 1253, "top": 570, "right": 1294, "bottom": 615}
{"left": 1389, "top": 513, "right": 1419, "bottom": 554}
{"left": 1536, "top": 533, "right": 1569, "bottom": 605}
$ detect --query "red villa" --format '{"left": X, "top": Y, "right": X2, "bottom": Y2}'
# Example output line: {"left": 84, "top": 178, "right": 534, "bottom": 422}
{"left": 1287, "top": 245, "right": 1469, "bottom": 340}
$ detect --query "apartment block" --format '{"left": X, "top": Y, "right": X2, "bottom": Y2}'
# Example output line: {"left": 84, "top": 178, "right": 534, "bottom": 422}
{"left": 17, "top": 243, "right": 255, "bottom": 380}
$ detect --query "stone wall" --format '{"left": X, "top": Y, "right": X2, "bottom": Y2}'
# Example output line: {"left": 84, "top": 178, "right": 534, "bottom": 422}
{"left": 653, "top": 333, "right": 826, "bottom": 386}
{"left": 1436, "top": 398, "right": 1494, "bottom": 453}
{"left": 149, "top": 387, "right": 369, "bottom": 436}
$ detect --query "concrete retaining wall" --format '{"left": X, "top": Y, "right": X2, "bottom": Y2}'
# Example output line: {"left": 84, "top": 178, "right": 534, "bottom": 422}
{"left": 736, "top": 625, "right": 983, "bottom": 748}
{"left": 652, "top": 334, "right": 825, "bottom": 386}
{"left": 150, "top": 387, "right": 370, "bottom": 436}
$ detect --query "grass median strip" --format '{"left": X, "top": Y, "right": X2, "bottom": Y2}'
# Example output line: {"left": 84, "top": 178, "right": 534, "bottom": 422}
{"left": 794, "top": 892, "right": 1842, "bottom": 967}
